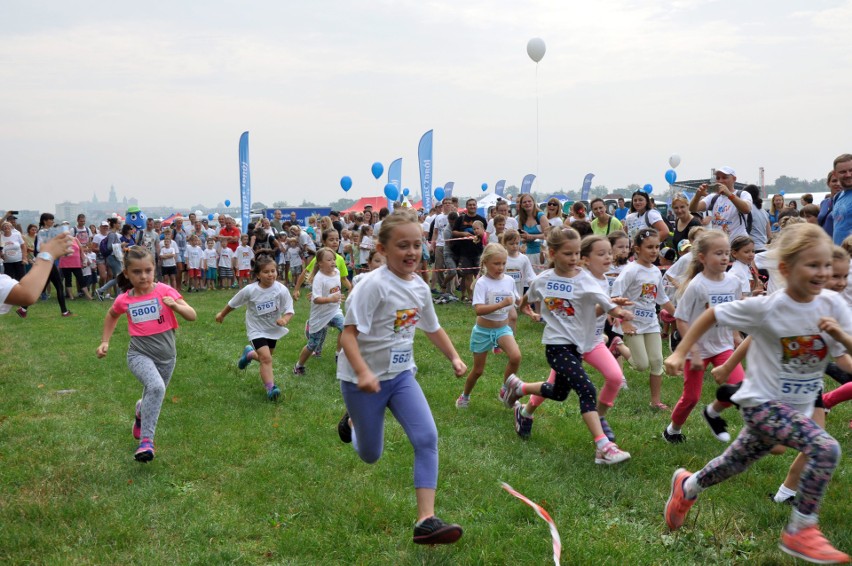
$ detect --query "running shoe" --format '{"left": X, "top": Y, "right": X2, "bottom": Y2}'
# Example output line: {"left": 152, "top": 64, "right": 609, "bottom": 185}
{"left": 502, "top": 374, "right": 524, "bottom": 408}
{"left": 664, "top": 468, "right": 696, "bottom": 531}
{"left": 61, "top": 311, "right": 74, "bottom": 317}
{"left": 455, "top": 395, "right": 469, "bottom": 409}
{"left": 662, "top": 427, "right": 687, "bottom": 444}
{"left": 599, "top": 417, "right": 616, "bottom": 442}
{"left": 16, "top": 307, "right": 26, "bottom": 318}
{"left": 702, "top": 406, "right": 731, "bottom": 443}
{"left": 132, "top": 399, "right": 142, "bottom": 440}
{"left": 293, "top": 364, "right": 306, "bottom": 376}
{"left": 594, "top": 442, "right": 631, "bottom": 465}
{"left": 95, "top": 289, "right": 105, "bottom": 301}
{"left": 337, "top": 411, "right": 352, "bottom": 443}
{"left": 413, "top": 516, "right": 463, "bottom": 545}
{"left": 267, "top": 385, "right": 281, "bottom": 401}
{"left": 779, "top": 526, "right": 850, "bottom": 564}
{"left": 497, "top": 386, "right": 507, "bottom": 404}
{"left": 514, "top": 404, "right": 534, "bottom": 439}
{"left": 650, "top": 401, "right": 670, "bottom": 411}
{"left": 134, "top": 438, "right": 155, "bottom": 463}
{"left": 237, "top": 345, "right": 254, "bottom": 370}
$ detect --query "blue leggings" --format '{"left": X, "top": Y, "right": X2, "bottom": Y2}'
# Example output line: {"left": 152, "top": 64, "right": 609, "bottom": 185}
{"left": 340, "top": 370, "right": 439, "bottom": 489}
{"left": 696, "top": 401, "right": 840, "bottom": 515}
{"left": 539, "top": 344, "right": 598, "bottom": 414}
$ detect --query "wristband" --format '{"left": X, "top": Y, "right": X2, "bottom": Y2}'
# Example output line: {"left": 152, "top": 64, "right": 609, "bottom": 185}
{"left": 36, "top": 251, "right": 55, "bottom": 262}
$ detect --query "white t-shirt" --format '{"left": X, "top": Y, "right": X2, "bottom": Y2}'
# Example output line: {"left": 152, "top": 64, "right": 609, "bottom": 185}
{"left": 472, "top": 274, "right": 517, "bottom": 322}
{"left": 715, "top": 290, "right": 851, "bottom": 416}
{"left": 218, "top": 247, "right": 234, "bottom": 269}
{"left": 1, "top": 233, "right": 25, "bottom": 263}
{"left": 701, "top": 191, "right": 753, "bottom": 240}
{"left": 84, "top": 252, "right": 96, "bottom": 276}
{"left": 727, "top": 260, "right": 753, "bottom": 296}
{"left": 160, "top": 243, "right": 177, "bottom": 267}
{"left": 486, "top": 216, "right": 518, "bottom": 238}
{"left": 337, "top": 265, "right": 440, "bottom": 384}
{"left": 298, "top": 231, "right": 316, "bottom": 253}
{"left": 235, "top": 245, "right": 254, "bottom": 271}
{"left": 527, "top": 268, "right": 614, "bottom": 352}
{"left": 227, "top": 281, "right": 295, "bottom": 341}
{"left": 0, "top": 273, "right": 16, "bottom": 314}
{"left": 203, "top": 248, "right": 218, "bottom": 269}
{"left": 309, "top": 269, "right": 344, "bottom": 332}
{"left": 548, "top": 216, "right": 564, "bottom": 228}
{"left": 674, "top": 272, "right": 742, "bottom": 359}
{"left": 665, "top": 252, "right": 692, "bottom": 289}
{"left": 285, "top": 246, "right": 303, "bottom": 268}
{"left": 753, "top": 251, "right": 781, "bottom": 295}
{"left": 589, "top": 272, "right": 610, "bottom": 349}
{"left": 611, "top": 261, "right": 670, "bottom": 334}
{"left": 186, "top": 245, "right": 204, "bottom": 270}
{"left": 505, "top": 253, "right": 536, "bottom": 297}
{"left": 432, "top": 214, "right": 449, "bottom": 247}
{"left": 624, "top": 209, "right": 664, "bottom": 240}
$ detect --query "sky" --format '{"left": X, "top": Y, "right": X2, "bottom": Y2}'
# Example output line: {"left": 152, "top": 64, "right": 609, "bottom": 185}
{"left": 2, "top": 0, "right": 851, "bottom": 213}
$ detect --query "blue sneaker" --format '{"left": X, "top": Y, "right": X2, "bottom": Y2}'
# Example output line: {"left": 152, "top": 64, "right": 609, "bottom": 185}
{"left": 237, "top": 345, "right": 254, "bottom": 370}
{"left": 267, "top": 385, "right": 281, "bottom": 401}
{"left": 134, "top": 438, "right": 155, "bottom": 463}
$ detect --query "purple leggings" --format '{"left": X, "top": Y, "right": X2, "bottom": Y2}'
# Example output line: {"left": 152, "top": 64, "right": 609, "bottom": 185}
{"left": 340, "top": 369, "right": 439, "bottom": 489}
{"left": 695, "top": 401, "right": 840, "bottom": 515}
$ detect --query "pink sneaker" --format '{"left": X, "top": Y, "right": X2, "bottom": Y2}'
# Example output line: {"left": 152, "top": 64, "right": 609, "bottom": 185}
{"left": 665, "top": 468, "right": 696, "bottom": 531}
{"left": 132, "top": 399, "right": 142, "bottom": 440}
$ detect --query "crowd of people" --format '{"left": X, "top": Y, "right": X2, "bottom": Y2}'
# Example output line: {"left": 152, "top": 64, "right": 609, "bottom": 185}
{"left": 3, "top": 155, "right": 852, "bottom": 561}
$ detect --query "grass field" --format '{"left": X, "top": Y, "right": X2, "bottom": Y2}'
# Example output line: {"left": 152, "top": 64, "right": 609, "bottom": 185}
{"left": 1, "top": 288, "right": 850, "bottom": 565}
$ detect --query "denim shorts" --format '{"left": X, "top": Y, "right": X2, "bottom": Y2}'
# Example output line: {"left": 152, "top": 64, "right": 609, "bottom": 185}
{"left": 307, "top": 313, "right": 345, "bottom": 351}
{"left": 469, "top": 324, "right": 513, "bottom": 353}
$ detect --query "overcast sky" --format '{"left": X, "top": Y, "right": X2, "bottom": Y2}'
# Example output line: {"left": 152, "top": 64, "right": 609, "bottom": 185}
{"left": 2, "top": 0, "right": 850, "bottom": 212}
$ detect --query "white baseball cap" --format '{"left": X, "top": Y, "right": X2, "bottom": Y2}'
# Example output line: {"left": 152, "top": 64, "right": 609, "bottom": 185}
{"left": 717, "top": 166, "right": 736, "bottom": 176}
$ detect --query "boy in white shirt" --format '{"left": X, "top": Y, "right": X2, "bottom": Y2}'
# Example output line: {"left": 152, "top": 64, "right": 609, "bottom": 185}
{"left": 185, "top": 235, "right": 205, "bottom": 292}
{"left": 285, "top": 237, "right": 303, "bottom": 288}
{"left": 235, "top": 234, "right": 255, "bottom": 288}
{"left": 218, "top": 244, "right": 235, "bottom": 289}
{"left": 203, "top": 238, "right": 219, "bottom": 291}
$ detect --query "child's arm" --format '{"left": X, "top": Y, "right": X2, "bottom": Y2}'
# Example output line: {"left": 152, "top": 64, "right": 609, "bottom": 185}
{"left": 215, "top": 305, "right": 235, "bottom": 323}
{"left": 676, "top": 318, "right": 703, "bottom": 372}
{"left": 424, "top": 328, "right": 467, "bottom": 378}
{"left": 819, "top": 316, "right": 852, "bottom": 353}
{"left": 661, "top": 300, "right": 676, "bottom": 315}
{"left": 474, "top": 296, "right": 514, "bottom": 316}
{"left": 162, "top": 296, "right": 196, "bottom": 321}
{"left": 711, "top": 336, "right": 751, "bottom": 384}
{"left": 276, "top": 312, "right": 293, "bottom": 327}
{"left": 664, "top": 308, "right": 718, "bottom": 375}
{"left": 340, "top": 325, "right": 380, "bottom": 393}
{"left": 96, "top": 308, "right": 122, "bottom": 358}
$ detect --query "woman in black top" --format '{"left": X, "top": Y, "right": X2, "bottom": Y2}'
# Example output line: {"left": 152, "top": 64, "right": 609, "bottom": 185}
{"left": 670, "top": 195, "right": 702, "bottom": 257}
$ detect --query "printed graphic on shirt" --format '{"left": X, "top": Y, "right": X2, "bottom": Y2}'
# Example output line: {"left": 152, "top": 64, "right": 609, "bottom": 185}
{"left": 543, "top": 297, "right": 575, "bottom": 317}
{"left": 640, "top": 283, "right": 657, "bottom": 300}
{"left": 780, "top": 335, "right": 827, "bottom": 375}
{"left": 394, "top": 308, "right": 420, "bottom": 334}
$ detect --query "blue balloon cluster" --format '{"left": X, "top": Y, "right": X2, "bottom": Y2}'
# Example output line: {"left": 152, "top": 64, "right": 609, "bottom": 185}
{"left": 384, "top": 183, "right": 399, "bottom": 201}
{"left": 340, "top": 176, "right": 352, "bottom": 192}
{"left": 371, "top": 162, "right": 384, "bottom": 180}
{"left": 434, "top": 187, "right": 445, "bottom": 202}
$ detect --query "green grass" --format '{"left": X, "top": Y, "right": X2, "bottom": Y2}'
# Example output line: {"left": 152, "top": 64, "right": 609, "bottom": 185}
{"left": 1, "top": 289, "right": 850, "bottom": 565}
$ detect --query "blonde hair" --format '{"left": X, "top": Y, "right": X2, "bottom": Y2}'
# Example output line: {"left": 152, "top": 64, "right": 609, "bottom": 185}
{"left": 671, "top": 194, "right": 689, "bottom": 208}
{"left": 479, "top": 243, "right": 508, "bottom": 275}
{"left": 500, "top": 229, "right": 520, "bottom": 246}
{"left": 311, "top": 247, "right": 337, "bottom": 276}
{"left": 678, "top": 230, "right": 729, "bottom": 298}
{"left": 377, "top": 209, "right": 420, "bottom": 247}
{"left": 687, "top": 225, "right": 705, "bottom": 241}
{"left": 833, "top": 245, "right": 850, "bottom": 263}
{"left": 772, "top": 223, "right": 832, "bottom": 278}
{"left": 779, "top": 216, "right": 805, "bottom": 231}
{"left": 546, "top": 227, "right": 581, "bottom": 268}
{"left": 580, "top": 234, "right": 608, "bottom": 258}
{"left": 840, "top": 234, "right": 852, "bottom": 256}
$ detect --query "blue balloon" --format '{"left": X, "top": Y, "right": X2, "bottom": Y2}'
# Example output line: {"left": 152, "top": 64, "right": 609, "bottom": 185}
{"left": 224, "top": 199, "right": 231, "bottom": 207}
{"left": 340, "top": 176, "right": 352, "bottom": 191}
{"left": 779, "top": 190, "right": 786, "bottom": 196}
{"left": 371, "top": 162, "right": 384, "bottom": 180}
{"left": 665, "top": 169, "right": 677, "bottom": 185}
{"left": 643, "top": 184, "right": 653, "bottom": 194}
{"left": 384, "top": 183, "right": 399, "bottom": 201}
{"left": 434, "top": 187, "right": 445, "bottom": 202}
{"left": 403, "top": 188, "right": 410, "bottom": 197}
{"left": 207, "top": 213, "right": 214, "bottom": 221}
{"left": 481, "top": 183, "right": 488, "bottom": 191}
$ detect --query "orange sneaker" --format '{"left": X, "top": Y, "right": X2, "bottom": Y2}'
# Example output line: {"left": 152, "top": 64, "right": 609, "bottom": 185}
{"left": 780, "top": 526, "right": 850, "bottom": 564}
{"left": 665, "top": 468, "right": 696, "bottom": 531}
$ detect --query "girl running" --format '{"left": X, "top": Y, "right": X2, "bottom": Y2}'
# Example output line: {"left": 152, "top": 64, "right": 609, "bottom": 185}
{"left": 516, "top": 234, "right": 629, "bottom": 441}
{"left": 216, "top": 253, "right": 295, "bottom": 401}
{"left": 663, "top": 230, "right": 745, "bottom": 444}
{"left": 604, "top": 230, "right": 632, "bottom": 363}
{"left": 503, "top": 228, "right": 633, "bottom": 464}
{"left": 96, "top": 246, "right": 197, "bottom": 462}
{"left": 500, "top": 229, "right": 537, "bottom": 331}
{"left": 728, "top": 235, "right": 764, "bottom": 297}
{"left": 664, "top": 223, "right": 852, "bottom": 564}
{"left": 611, "top": 228, "right": 676, "bottom": 409}
{"left": 336, "top": 209, "right": 467, "bottom": 545}
{"left": 293, "top": 248, "right": 345, "bottom": 375}
{"left": 456, "top": 243, "right": 529, "bottom": 408}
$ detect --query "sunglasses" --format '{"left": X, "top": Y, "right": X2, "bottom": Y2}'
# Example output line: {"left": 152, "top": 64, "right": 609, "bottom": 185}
{"left": 548, "top": 203, "right": 559, "bottom": 207}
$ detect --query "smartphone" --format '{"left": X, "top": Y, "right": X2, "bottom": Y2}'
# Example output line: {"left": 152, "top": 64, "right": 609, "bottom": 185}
{"left": 705, "top": 183, "right": 721, "bottom": 194}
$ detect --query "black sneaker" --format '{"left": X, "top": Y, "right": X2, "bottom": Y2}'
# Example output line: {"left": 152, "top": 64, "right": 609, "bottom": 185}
{"left": 514, "top": 403, "right": 534, "bottom": 439}
{"left": 413, "top": 516, "right": 463, "bottom": 545}
{"left": 337, "top": 412, "right": 352, "bottom": 443}
{"left": 599, "top": 416, "right": 616, "bottom": 442}
{"left": 662, "top": 427, "right": 686, "bottom": 444}
{"left": 702, "top": 406, "right": 731, "bottom": 442}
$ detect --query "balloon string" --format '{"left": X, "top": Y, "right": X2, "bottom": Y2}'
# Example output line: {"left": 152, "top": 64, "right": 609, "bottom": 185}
{"left": 536, "top": 63, "right": 540, "bottom": 179}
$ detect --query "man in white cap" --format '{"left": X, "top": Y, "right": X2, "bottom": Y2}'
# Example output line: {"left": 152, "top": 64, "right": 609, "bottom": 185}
{"left": 688, "top": 166, "right": 753, "bottom": 240}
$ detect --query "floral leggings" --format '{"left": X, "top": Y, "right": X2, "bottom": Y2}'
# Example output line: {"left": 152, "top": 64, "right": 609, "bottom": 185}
{"left": 695, "top": 400, "right": 840, "bottom": 515}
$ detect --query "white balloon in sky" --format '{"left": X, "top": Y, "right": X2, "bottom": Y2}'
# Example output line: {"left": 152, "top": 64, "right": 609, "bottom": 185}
{"left": 669, "top": 154, "right": 681, "bottom": 169}
{"left": 527, "top": 37, "right": 546, "bottom": 63}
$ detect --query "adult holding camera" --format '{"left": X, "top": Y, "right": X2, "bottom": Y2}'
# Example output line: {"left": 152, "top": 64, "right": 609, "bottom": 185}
{"left": 18, "top": 213, "right": 73, "bottom": 318}
{"left": 3, "top": 232, "right": 74, "bottom": 315}
{"left": 688, "top": 166, "right": 752, "bottom": 240}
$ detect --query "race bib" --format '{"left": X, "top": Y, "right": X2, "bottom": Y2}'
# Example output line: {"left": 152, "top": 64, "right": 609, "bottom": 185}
{"left": 388, "top": 347, "right": 413, "bottom": 373}
{"left": 594, "top": 324, "right": 604, "bottom": 338}
{"left": 778, "top": 377, "right": 823, "bottom": 406}
{"left": 544, "top": 279, "right": 574, "bottom": 300}
{"left": 506, "top": 269, "right": 521, "bottom": 281}
{"left": 708, "top": 293, "right": 735, "bottom": 306}
{"left": 633, "top": 308, "right": 656, "bottom": 321}
{"left": 255, "top": 299, "right": 277, "bottom": 316}
{"left": 487, "top": 291, "right": 511, "bottom": 314}
{"left": 128, "top": 298, "right": 162, "bottom": 324}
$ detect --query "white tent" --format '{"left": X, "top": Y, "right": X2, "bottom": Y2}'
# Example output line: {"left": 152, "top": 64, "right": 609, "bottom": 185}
{"left": 476, "top": 193, "right": 505, "bottom": 209}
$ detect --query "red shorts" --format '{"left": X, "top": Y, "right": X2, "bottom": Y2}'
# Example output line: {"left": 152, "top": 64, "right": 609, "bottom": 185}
{"left": 188, "top": 269, "right": 202, "bottom": 278}
{"left": 238, "top": 269, "right": 251, "bottom": 279}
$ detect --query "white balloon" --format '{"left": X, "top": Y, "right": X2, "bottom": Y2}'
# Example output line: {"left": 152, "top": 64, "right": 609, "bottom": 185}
{"left": 669, "top": 154, "right": 681, "bottom": 169}
{"left": 527, "top": 37, "right": 546, "bottom": 63}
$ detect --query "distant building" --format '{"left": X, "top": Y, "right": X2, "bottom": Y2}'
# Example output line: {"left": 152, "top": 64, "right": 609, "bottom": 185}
{"left": 54, "top": 185, "right": 139, "bottom": 223}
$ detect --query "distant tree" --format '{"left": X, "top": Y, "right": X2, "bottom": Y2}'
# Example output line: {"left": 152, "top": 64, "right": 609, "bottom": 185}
{"left": 300, "top": 199, "right": 317, "bottom": 207}
{"left": 591, "top": 185, "right": 609, "bottom": 198}
{"left": 251, "top": 201, "right": 268, "bottom": 210}
{"left": 272, "top": 200, "right": 289, "bottom": 208}
{"left": 328, "top": 198, "right": 356, "bottom": 211}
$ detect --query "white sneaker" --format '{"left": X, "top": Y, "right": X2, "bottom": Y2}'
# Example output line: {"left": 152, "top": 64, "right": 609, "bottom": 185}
{"left": 455, "top": 394, "right": 469, "bottom": 408}
{"left": 595, "top": 442, "right": 631, "bottom": 465}
{"left": 503, "top": 374, "right": 524, "bottom": 408}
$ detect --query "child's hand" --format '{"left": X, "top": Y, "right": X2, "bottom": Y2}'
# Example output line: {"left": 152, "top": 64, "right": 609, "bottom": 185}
{"left": 710, "top": 363, "right": 731, "bottom": 385}
{"left": 357, "top": 371, "right": 380, "bottom": 393}
{"left": 500, "top": 296, "right": 514, "bottom": 308}
{"left": 664, "top": 352, "right": 684, "bottom": 376}
{"left": 451, "top": 357, "right": 467, "bottom": 377}
{"left": 96, "top": 342, "right": 109, "bottom": 358}
{"left": 275, "top": 316, "right": 289, "bottom": 327}
{"left": 330, "top": 292, "right": 342, "bottom": 304}
{"left": 612, "top": 296, "right": 633, "bottom": 307}
{"left": 819, "top": 317, "right": 847, "bottom": 341}
{"left": 621, "top": 320, "right": 637, "bottom": 335}
{"left": 688, "top": 348, "right": 704, "bottom": 372}
{"left": 162, "top": 296, "right": 177, "bottom": 308}
{"left": 215, "top": 311, "right": 226, "bottom": 323}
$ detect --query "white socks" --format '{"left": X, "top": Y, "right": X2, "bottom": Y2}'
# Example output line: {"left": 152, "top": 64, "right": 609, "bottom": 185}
{"left": 683, "top": 474, "right": 702, "bottom": 499}
{"left": 787, "top": 508, "right": 817, "bottom": 534}
{"left": 667, "top": 423, "right": 682, "bottom": 435}
{"left": 774, "top": 484, "right": 797, "bottom": 503}
{"left": 705, "top": 405, "right": 721, "bottom": 419}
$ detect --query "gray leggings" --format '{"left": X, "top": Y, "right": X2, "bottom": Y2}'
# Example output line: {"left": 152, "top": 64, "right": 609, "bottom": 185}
{"left": 127, "top": 351, "right": 176, "bottom": 440}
